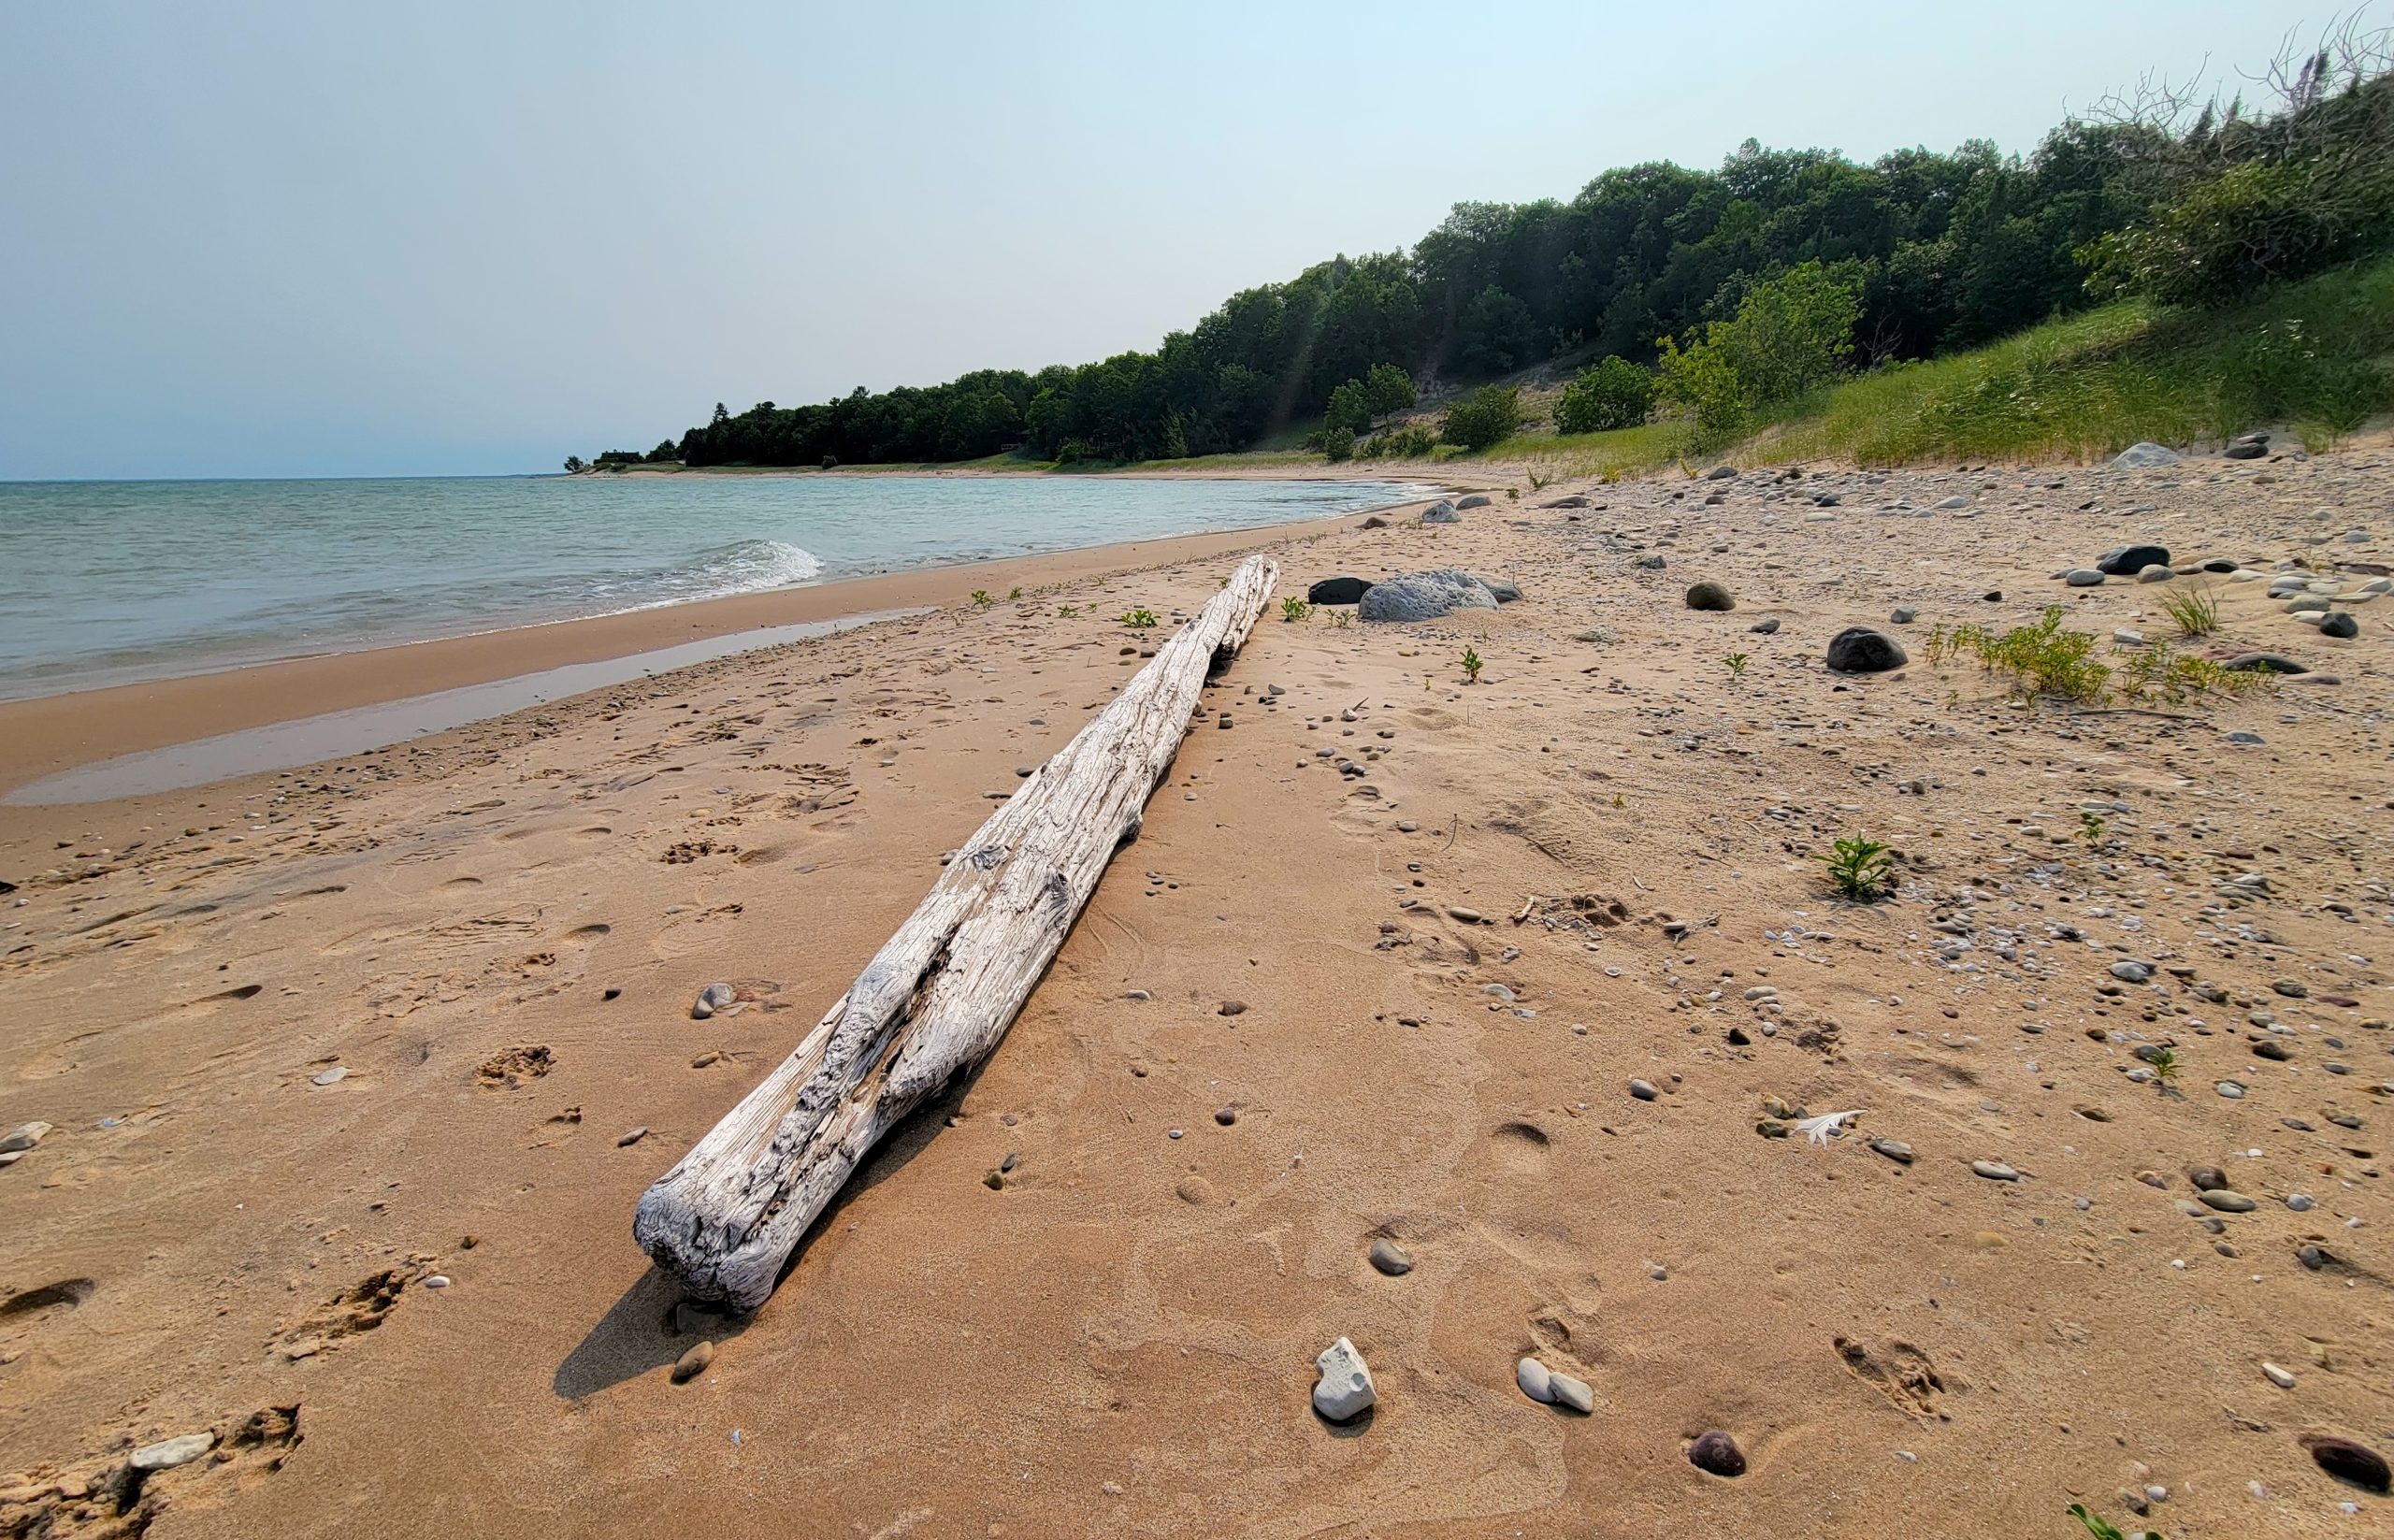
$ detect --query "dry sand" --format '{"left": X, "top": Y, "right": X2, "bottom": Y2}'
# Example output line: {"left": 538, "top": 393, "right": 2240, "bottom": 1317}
{"left": 2, "top": 450, "right": 2390, "bottom": 1538}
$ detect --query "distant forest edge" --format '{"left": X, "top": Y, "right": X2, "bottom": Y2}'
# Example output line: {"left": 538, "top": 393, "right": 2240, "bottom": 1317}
{"left": 570, "top": 24, "right": 2394, "bottom": 475}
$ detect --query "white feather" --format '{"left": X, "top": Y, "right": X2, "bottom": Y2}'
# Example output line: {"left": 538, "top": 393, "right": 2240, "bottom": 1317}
{"left": 1795, "top": 1109, "right": 1863, "bottom": 1145}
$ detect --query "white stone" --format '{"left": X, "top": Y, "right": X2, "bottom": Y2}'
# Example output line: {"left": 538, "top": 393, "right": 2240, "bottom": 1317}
{"left": 0, "top": 1121, "right": 52, "bottom": 1155}
{"left": 1313, "top": 1337, "right": 1376, "bottom": 1421}
{"left": 1548, "top": 1369, "right": 1595, "bottom": 1413}
{"left": 129, "top": 1432, "right": 215, "bottom": 1472}
{"left": 1517, "top": 1356, "right": 1556, "bottom": 1403}
{"left": 2261, "top": 1361, "right": 2296, "bottom": 1389}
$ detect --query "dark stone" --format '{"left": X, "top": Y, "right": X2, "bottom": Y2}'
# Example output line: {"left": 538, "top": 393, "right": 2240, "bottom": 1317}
{"left": 1455, "top": 493, "right": 1492, "bottom": 510}
{"left": 1983, "top": 590, "right": 2003, "bottom": 602}
{"left": 2188, "top": 1166, "right": 2228, "bottom": 1191}
{"left": 2201, "top": 558, "right": 2239, "bottom": 573}
{"left": 1477, "top": 575, "right": 1523, "bottom": 603}
{"left": 1688, "top": 1430, "right": 1746, "bottom": 1477}
{"left": 1748, "top": 617, "right": 1780, "bottom": 634}
{"left": 2319, "top": 612, "right": 2358, "bottom": 639}
{"left": 2303, "top": 1435, "right": 2391, "bottom": 1493}
{"left": 1825, "top": 627, "right": 1908, "bottom": 673}
{"left": 2097, "top": 544, "right": 2170, "bottom": 576}
{"left": 1685, "top": 580, "right": 1736, "bottom": 612}
{"left": 1726, "top": 1026, "right": 1751, "bottom": 1045}
{"left": 1360, "top": 515, "right": 1389, "bottom": 529}
{"left": 1307, "top": 577, "right": 1374, "bottom": 606}
{"left": 2223, "top": 441, "right": 2266, "bottom": 460}
{"left": 1704, "top": 465, "right": 1738, "bottom": 481}
{"left": 2226, "top": 653, "right": 2308, "bottom": 674}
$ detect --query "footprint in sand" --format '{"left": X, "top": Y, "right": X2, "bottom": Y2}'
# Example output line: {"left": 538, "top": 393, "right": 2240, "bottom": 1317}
{"left": 1836, "top": 1336, "right": 1954, "bottom": 1419}
{"left": 1491, "top": 1120, "right": 1551, "bottom": 1173}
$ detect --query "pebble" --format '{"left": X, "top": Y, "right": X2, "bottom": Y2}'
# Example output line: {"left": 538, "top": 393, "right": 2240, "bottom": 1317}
{"left": 422, "top": 1274, "right": 451, "bottom": 1288}
{"left": 2262, "top": 1361, "right": 2297, "bottom": 1389}
{"left": 1971, "top": 1159, "right": 2020, "bottom": 1181}
{"left": 311, "top": 1066, "right": 349, "bottom": 1087}
{"left": 2286, "top": 1193, "right": 2315, "bottom": 1212}
{"left": 1218, "top": 1000, "right": 1247, "bottom": 1016}
{"left": 2110, "top": 960, "right": 2151, "bottom": 983}
{"left": 128, "top": 1432, "right": 216, "bottom": 1473}
{"left": 1313, "top": 1337, "right": 1376, "bottom": 1421}
{"left": 1547, "top": 1369, "right": 1594, "bottom": 1413}
{"left": 2065, "top": 569, "right": 2105, "bottom": 586}
{"left": 671, "top": 1340, "right": 714, "bottom": 1384}
{"left": 1871, "top": 1138, "right": 1915, "bottom": 1164}
{"left": 1749, "top": 616, "right": 1781, "bottom": 634}
{"left": 2199, "top": 1189, "right": 2258, "bottom": 1213}
{"left": 1688, "top": 1429, "right": 1747, "bottom": 1477}
{"left": 2216, "top": 1081, "right": 2246, "bottom": 1100}
{"left": 1629, "top": 1078, "right": 1659, "bottom": 1101}
{"left": 1368, "top": 1238, "right": 1413, "bottom": 1276}
{"left": 617, "top": 1126, "right": 649, "bottom": 1147}
{"left": 1213, "top": 1107, "right": 1236, "bottom": 1126}
{"left": 1448, "top": 906, "right": 1482, "bottom": 924}
{"left": 1516, "top": 1356, "right": 1555, "bottom": 1403}
{"left": 692, "top": 982, "right": 735, "bottom": 1020}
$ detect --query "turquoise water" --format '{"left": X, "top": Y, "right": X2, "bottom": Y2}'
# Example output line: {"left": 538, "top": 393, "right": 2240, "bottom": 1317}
{"left": 0, "top": 474, "right": 1430, "bottom": 699}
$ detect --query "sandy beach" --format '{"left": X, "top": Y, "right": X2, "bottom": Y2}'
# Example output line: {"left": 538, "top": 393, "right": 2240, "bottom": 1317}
{"left": 3, "top": 450, "right": 2390, "bottom": 1538}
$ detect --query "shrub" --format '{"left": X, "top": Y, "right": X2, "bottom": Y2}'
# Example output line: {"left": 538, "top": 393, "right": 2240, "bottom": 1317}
{"left": 1325, "top": 380, "right": 1374, "bottom": 439}
{"left": 1321, "top": 425, "right": 1355, "bottom": 463}
{"left": 1656, "top": 262, "right": 1863, "bottom": 437}
{"left": 1442, "top": 386, "right": 1521, "bottom": 452}
{"left": 1555, "top": 356, "right": 1656, "bottom": 434}
{"left": 1364, "top": 363, "right": 1417, "bottom": 417}
{"left": 1360, "top": 425, "right": 1437, "bottom": 459}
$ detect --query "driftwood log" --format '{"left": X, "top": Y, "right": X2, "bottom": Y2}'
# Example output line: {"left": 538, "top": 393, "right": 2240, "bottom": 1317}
{"left": 634, "top": 554, "right": 1279, "bottom": 1307}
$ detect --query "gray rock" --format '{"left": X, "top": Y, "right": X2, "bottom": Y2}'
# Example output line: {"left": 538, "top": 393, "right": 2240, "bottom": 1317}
{"left": 1455, "top": 493, "right": 1492, "bottom": 510}
{"left": 129, "top": 1432, "right": 216, "bottom": 1473}
{"left": 1313, "top": 1337, "right": 1376, "bottom": 1421}
{"left": 1633, "top": 554, "right": 1667, "bottom": 569}
{"left": 1871, "top": 1138, "right": 1914, "bottom": 1164}
{"left": 1517, "top": 1356, "right": 1556, "bottom": 1403}
{"left": 1548, "top": 1369, "right": 1594, "bottom": 1413}
{"left": 2319, "top": 612, "right": 2358, "bottom": 639}
{"left": 1685, "top": 580, "right": 1736, "bottom": 612}
{"left": 2200, "top": 1189, "right": 2258, "bottom": 1213}
{"left": 0, "top": 1121, "right": 52, "bottom": 1156}
{"left": 1476, "top": 576, "right": 1522, "bottom": 603}
{"left": 1825, "top": 627, "right": 1907, "bottom": 673}
{"left": 2098, "top": 544, "right": 2170, "bottom": 575}
{"left": 1629, "top": 1078, "right": 1659, "bottom": 1101}
{"left": 1971, "top": 1159, "right": 2021, "bottom": 1181}
{"left": 1357, "top": 569, "right": 1499, "bottom": 622}
{"left": 311, "top": 1066, "right": 349, "bottom": 1087}
{"left": 2114, "top": 628, "right": 2146, "bottom": 645}
{"left": 1933, "top": 495, "right": 1970, "bottom": 510}
{"left": 2111, "top": 442, "right": 2181, "bottom": 469}
{"left": 1889, "top": 606, "right": 1917, "bottom": 624}
{"left": 2110, "top": 960, "right": 2152, "bottom": 983}
{"left": 2223, "top": 440, "right": 2266, "bottom": 460}
{"left": 1748, "top": 617, "right": 1780, "bottom": 634}
{"left": 2226, "top": 652, "right": 2308, "bottom": 674}
{"left": 2136, "top": 564, "right": 2175, "bottom": 583}
{"left": 1368, "top": 1238, "right": 1413, "bottom": 1276}
{"left": 1703, "top": 465, "right": 1738, "bottom": 481}
{"left": 2216, "top": 1080, "right": 2246, "bottom": 1099}
{"left": 2064, "top": 569, "right": 2106, "bottom": 586}
{"left": 1421, "top": 501, "right": 1460, "bottom": 525}
{"left": 692, "top": 982, "right": 735, "bottom": 1019}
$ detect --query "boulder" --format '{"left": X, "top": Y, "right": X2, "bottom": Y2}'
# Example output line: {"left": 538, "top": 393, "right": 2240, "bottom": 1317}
{"left": 2097, "top": 544, "right": 2170, "bottom": 575}
{"left": 1421, "top": 501, "right": 1460, "bottom": 525}
{"left": 1358, "top": 569, "right": 1499, "bottom": 623}
{"left": 1359, "top": 514, "right": 1389, "bottom": 529}
{"left": 1684, "top": 581, "right": 1736, "bottom": 612}
{"left": 1306, "top": 577, "right": 1373, "bottom": 606}
{"left": 2224, "top": 439, "right": 2267, "bottom": 460}
{"left": 1476, "top": 576, "right": 1522, "bottom": 603}
{"left": 1455, "top": 493, "right": 1492, "bottom": 510}
{"left": 2111, "top": 441, "right": 2181, "bottom": 469}
{"left": 1703, "top": 465, "right": 1738, "bottom": 481}
{"left": 2319, "top": 612, "right": 2358, "bottom": 639}
{"left": 1825, "top": 627, "right": 1907, "bottom": 673}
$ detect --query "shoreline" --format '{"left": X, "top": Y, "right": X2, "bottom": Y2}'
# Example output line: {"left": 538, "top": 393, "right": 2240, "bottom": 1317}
{"left": 0, "top": 497, "right": 1434, "bottom": 799}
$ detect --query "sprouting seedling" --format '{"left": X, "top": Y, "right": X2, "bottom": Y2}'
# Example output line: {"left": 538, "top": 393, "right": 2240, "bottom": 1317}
{"left": 1330, "top": 610, "right": 1352, "bottom": 629}
{"left": 2067, "top": 1503, "right": 2154, "bottom": 1540}
{"left": 1281, "top": 597, "right": 1311, "bottom": 623}
{"left": 970, "top": 589, "right": 993, "bottom": 608}
{"left": 2079, "top": 812, "right": 2106, "bottom": 849}
{"left": 1462, "top": 646, "right": 1484, "bottom": 684}
{"left": 1118, "top": 607, "right": 1159, "bottom": 629}
{"left": 1794, "top": 1109, "right": 1862, "bottom": 1145}
{"left": 1007, "top": 586, "right": 1023, "bottom": 601}
{"left": 1723, "top": 651, "right": 1751, "bottom": 683}
{"left": 2146, "top": 1046, "right": 2180, "bottom": 1087}
{"left": 1821, "top": 835, "right": 1894, "bottom": 901}
{"left": 1056, "top": 605, "right": 1079, "bottom": 618}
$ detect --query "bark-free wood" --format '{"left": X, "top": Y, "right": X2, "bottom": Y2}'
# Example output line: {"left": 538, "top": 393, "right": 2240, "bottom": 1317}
{"left": 634, "top": 555, "right": 1279, "bottom": 1308}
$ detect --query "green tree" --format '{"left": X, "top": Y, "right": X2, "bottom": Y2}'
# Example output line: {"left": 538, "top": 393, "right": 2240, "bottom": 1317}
{"left": 1321, "top": 425, "right": 1356, "bottom": 462}
{"left": 1364, "top": 362, "right": 1417, "bottom": 416}
{"left": 1456, "top": 285, "right": 1540, "bottom": 374}
{"left": 1324, "top": 380, "right": 1373, "bottom": 438}
{"left": 1656, "top": 261, "right": 1863, "bottom": 435}
{"left": 1554, "top": 356, "right": 1655, "bottom": 433}
{"left": 1440, "top": 385, "right": 1521, "bottom": 451}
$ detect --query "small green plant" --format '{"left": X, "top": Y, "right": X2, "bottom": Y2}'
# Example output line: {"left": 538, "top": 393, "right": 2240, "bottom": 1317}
{"left": 1723, "top": 651, "right": 1751, "bottom": 683}
{"left": 970, "top": 589, "right": 993, "bottom": 608}
{"left": 1506, "top": 486, "right": 1520, "bottom": 501}
{"left": 1056, "top": 605, "right": 1079, "bottom": 618}
{"left": 1820, "top": 835, "right": 1895, "bottom": 901}
{"left": 1007, "top": 586, "right": 1022, "bottom": 601}
{"left": 2078, "top": 812, "right": 2106, "bottom": 849}
{"left": 1461, "top": 645, "right": 1484, "bottom": 684}
{"left": 1118, "top": 607, "right": 1159, "bottom": 629}
{"left": 1527, "top": 468, "right": 1554, "bottom": 491}
{"left": 1330, "top": 610, "right": 1352, "bottom": 629}
{"left": 2160, "top": 584, "right": 2218, "bottom": 637}
{"left": 1281, "top": 597, "right": 1311, "bottom": 623}
{"left": 2145, "top": 1045, "right": 2180, "bottom": 1087}
{"left": 2067, "top": 1500, "right": 2156, "bottom": 1540}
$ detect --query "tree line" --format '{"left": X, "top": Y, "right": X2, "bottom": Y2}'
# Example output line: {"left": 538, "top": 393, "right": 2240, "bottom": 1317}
{"left": 575, "top": 29, "right": 2393, "bottom": 472}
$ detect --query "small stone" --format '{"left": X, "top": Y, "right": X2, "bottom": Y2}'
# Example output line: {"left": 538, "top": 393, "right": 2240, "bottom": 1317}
{"left": 1971, "top": 1159, "right": 2020, "bottom": 1181}
{"left": 2188, "top": 1166, "right": 2228, "bottom": 1191}
{"left": 2065, "top": 569, "right": 2106, "bottom": 586}
{"left": 2319, "top": 612, "right": 2358, "bottom": 639}
{"left": 2111, "top": 960, "right": 2152, "bottom": 983}
{"left": 2216, "top": 1081, "right": 2246, "bottom": 1100}
{"left": 2262, "top": 1361, "right": 2297, "bottom": 1389}
{"left": 422, "top": 1274, "right": 451, "bottom": 1288}
{"left": 2302, "top": 1434, "right": 2392, "bottom": 1493}
{"left": 1312, "top": 1337, "right": 1376, "bottom": 1421}
{"left": 1517, "top": 1356, "right": 1556, "bottom": 1403}
{"left": 310, "top": 1065, "right": 348, "bottom": 1087}
{"left": 616, "top": 1126, "right": 648, "bottom": 1147}
{"left": 2286, "top": 1193, "right": 2315, "bottom": 1212}
{"left": 1890, "top": 606, "right": 1916, "bottom": 624}
{"left": 1213, "top": 1107, "right": 1236, "bottom": 1126}
{"left": 1548, "top": 1369, "right": 1594, "bottom": 1413}
{"left": 2271, "top": 978, "right": 2308, "bottom": 999}
{"left": 0, "top": 1122, "right": 52, "bottom": 1155}
{"left": 2225, "top": 652, "right": 2308, "bottom": 674}
{"left": 1755, "top": 1119, "right": 1789, "bottom": 1138}
{"left": 1368, "top": 1238, "right": 1413, "bottom": 1276}
{"left": 2200, "top": 1189, "right": 2257, "bottom": 1213}
{"left": 1748, "top": 617, "right": 1781, "bottom": 634}
{"left": 692, "top": 982, "right": 735, "bottom": 1020}
{"left": 1825, "top": 627, "right": 1907, "bottom": 673}
{"left": 1688, "top": 1430, "right": 1746, "bottom": 1477}
{"left": 1218, "top": 1000, "right": 1247, "bottom": 1016}
{"left": 1870, "top": 1138, "right": 1914, "bottom": 1165}
{"left": 128, "top": 1432, "right": 215, "bottom": 1473}
{"left": 2098, "top": 543, "right": 2170, "bottom": 576}
{"left": 1629, "top": 1078, "right": 1659, "bottom": 1101}
{"left": 671, "top": 1340, "right": 714, "bottom": 1384}
{"left": 1448, "top": 906, "right": 1482, "bottom": 924}
{"left": 1684, "top": 580, "right": 1736, "bottom": 612}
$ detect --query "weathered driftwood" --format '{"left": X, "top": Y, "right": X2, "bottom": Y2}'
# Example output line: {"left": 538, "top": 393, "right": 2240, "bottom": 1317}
{"left": 634, "top": 554, "right": 1279, "bottom": 1307}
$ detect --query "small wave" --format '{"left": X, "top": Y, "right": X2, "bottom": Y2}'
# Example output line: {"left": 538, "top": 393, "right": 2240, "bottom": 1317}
{"left": 589, "top": 539, "right": 827, "bottom": 612}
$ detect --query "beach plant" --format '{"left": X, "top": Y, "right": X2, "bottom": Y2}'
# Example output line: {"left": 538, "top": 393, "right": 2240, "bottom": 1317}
{"left": 1118, "top": 607, "right": 1159, "bottom": 629}
{"left": 2078, "top": 812, "right": 2106, "bottom": 850}
{"left": 1056, "top": 605, "right": 1079, "bottom": 618}
{"left": 2068, "top": 1501, "right": 2157, "bottom": 1540}
{"left": 1329, "top": 610, "right": 1352, "bottom": 629}
{"left": 1821, "top": 835, "right": 1895, "bottom": 901}
{"left": 2145, "top": 1045, "right": 2181, "bottom": 1087}
{"left": 2114, "top": 641, "right": 2271, "bottom": 707}
{"left": 1281, "top": 597, "right": 1311, "bottom": 623}
{"left": 1008, "top": 586, "right": 1022, "bottom": 600}
{"left": 970, "top": 589, "right": 993, "bottom": 608}
{"left": 1461, "top": 646, "right": 1484, "bottom": 684}
{"left": 1723, "top": 651, "right": 1751, "bottom": 684}
{"left": 2160, "top": 584, "right": 2218, "bottom": 637}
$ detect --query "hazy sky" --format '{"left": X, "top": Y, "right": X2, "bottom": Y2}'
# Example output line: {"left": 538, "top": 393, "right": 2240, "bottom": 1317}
{"left": 0, "top": 1, "right": 2341, "bottom": 480}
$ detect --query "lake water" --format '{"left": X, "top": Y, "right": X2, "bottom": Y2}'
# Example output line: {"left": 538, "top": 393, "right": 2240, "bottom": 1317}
{"left": 0, "top": 474, "right": 1432, "bottom": 699}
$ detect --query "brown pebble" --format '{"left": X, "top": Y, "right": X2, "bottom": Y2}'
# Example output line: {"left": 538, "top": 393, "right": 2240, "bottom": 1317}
{"left": 671, "top": 1340, "right": 714, "bottom": 1384}
{"left": 1218, "top": 1000, "right": 1247, "bottom": 1016}
{"left": 1688, "top": 1429, "right": 1746, "bottom": 1477}
{"left": 616, "top": 1126, "right": 648, "bottom": 1147}
{"left": 1214, "top": 1107, "right": 1237, "bottom": 1126}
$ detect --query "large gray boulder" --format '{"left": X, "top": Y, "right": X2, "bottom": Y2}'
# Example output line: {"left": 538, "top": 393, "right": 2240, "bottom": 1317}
{"left": 1421, "top": 500, "right": 1460, "bottom": 524}
{"left": 1455, "top": 493, "right": 1493, "bottom": 510}
{"left": 2111, "top": 441, "right": 2181, "bottom": 470}
{"left": 1359, "top": 569, "right": 1499, "bottom": 622}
